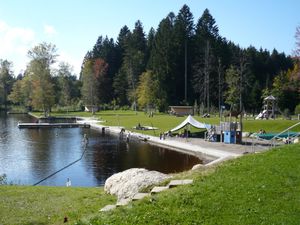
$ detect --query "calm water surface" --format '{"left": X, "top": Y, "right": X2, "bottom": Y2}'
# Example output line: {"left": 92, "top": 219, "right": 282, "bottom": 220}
{"left": 0, "top": 113, "right": 201, "bottom": 186}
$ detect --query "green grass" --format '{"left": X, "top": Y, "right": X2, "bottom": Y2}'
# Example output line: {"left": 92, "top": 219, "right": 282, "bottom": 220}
{"left": 0, "top": 186, "right": 115, "bottom": 225}
{"left": 34, "top": 110, "right": 300, "bottom": 134}
{"left": 83, "top": 143, "right": 300, "bottom": 225}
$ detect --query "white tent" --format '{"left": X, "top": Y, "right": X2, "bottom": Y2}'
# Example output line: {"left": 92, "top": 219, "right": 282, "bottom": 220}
{"left": 170, "top": 115, "right": 211, "bottom": 132}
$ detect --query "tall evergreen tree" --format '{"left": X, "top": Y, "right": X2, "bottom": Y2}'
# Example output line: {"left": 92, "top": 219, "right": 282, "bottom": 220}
{"left": 91, "top": 36, "right": 119, "bottom": 103}
{"left": 148, "top": 13, "right": 176, "bottom": 109}
{"left": 173, "top": 5, "right": 194, "bottom": 104}
{"left": 121, "top": 21, "right": 147, "bottom": 109}
{"left": 193, "top": 8, "right": 220, "bottom": 113}
{"left": 146, "top": 27, "right": 156, "bottom": 69}
{"left": 113, "top": 26, "right": 131, "bottom": 105}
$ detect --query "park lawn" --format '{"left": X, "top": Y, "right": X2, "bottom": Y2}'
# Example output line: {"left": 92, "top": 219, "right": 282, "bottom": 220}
{"left": 33, "top": 110, "right": 300, "bottom": 134}
{"left": 80, "top": 143, "right": 300, "bottom": 225}
{"left": 0, "top": 186, "right": 115, "bottom": 225}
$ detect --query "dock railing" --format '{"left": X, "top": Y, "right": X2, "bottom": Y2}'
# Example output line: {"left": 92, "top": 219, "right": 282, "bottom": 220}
{"left": 269, "top": 121, "right": 300, "bottom": 148}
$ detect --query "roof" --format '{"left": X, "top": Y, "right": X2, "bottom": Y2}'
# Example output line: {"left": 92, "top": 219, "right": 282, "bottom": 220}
{"left": 169, "top": 106, "right": 193, "bottom": 109}
{"left": 170, "top": 115, "right": 211, "bottom": 132}
{"left": 264, "top": 95, "right": 276, "bottom": 101}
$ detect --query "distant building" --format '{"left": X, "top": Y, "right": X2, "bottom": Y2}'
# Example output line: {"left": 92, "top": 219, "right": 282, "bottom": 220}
{"left": 169, "top": 106, "right": 194, "bottom": 116}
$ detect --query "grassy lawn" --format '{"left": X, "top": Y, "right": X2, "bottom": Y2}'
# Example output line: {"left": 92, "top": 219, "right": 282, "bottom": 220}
{"left": 0, "top": 186, "right": 115, "bottom": 225}
{"left": 80, "top": 143, "right": 300, "bottom": 225}
{"left": 37, "top": 110, "right": 300, "bottom": 135}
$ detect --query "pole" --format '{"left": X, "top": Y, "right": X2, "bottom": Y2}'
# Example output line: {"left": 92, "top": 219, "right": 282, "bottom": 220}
{"left": 184, "top": 39, "right": 187, "bottom": 103}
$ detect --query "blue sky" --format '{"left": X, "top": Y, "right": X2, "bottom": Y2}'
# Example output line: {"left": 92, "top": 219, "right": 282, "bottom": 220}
{"left": 0, "top": 0, "right": 299, "bottom": 76}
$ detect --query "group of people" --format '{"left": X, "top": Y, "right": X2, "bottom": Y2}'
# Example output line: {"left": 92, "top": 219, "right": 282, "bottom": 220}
{"left": 159, "top": 132, "right": 166, "bottom": 140}
{"left": 159, "top": 131, "right": 173, "bottom": 140}
{"left": 177, "top": 129, "right": 189, "bottom": 138}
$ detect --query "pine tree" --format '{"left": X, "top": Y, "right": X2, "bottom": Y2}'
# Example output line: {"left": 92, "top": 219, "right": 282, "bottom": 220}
{"left": 121, "top": 21, "right": 147, "bottom": 109}
{"left": 148, "top": 13, "right": 176, "bottom": 108}
{"left": 173, "top": 5, "right": 194, "bottom": 104}
{"left": 193, "top": 9, "right": 220, "bottom": 113}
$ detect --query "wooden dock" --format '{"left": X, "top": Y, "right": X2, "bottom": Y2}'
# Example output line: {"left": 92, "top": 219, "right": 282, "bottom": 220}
{"left": 17, "top": 123, "right": 90, "bottom": 129}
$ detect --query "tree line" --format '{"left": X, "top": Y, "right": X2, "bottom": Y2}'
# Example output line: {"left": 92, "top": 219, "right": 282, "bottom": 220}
{"left": 2, "top": 5, "right": 300, "bottom": 115}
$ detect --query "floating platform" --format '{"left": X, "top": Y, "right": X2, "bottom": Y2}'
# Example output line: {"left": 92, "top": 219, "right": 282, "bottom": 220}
{"left": 17, "top": 122, "right": 90, "bottom": 129}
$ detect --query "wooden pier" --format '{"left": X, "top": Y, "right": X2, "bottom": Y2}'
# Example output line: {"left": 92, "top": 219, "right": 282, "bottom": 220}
{"left": 17, "top": 122, "right": 90, "bottom": 129}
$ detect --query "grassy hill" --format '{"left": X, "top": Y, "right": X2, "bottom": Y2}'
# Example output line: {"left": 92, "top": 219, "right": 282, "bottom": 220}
{"left": 82, "top": 143, "right": 300, "bottom": 225}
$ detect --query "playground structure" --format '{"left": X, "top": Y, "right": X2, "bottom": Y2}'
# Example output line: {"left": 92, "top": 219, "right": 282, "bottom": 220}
{"left": 204, "top": 110, "right": 243, "bottom": 144}
{"left": 256, "top": 95, "right": 279, "bottom": 120}
{"left": 208, "top": 121, "right": 242, "bottom": 144}
{"left": 169, "top": 113, "right": 243, "bottom": 145}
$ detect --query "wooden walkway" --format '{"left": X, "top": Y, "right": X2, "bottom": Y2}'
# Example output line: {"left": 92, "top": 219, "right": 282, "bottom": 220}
{"left": 17, "top": 122, "right": 90, "bottom": 129}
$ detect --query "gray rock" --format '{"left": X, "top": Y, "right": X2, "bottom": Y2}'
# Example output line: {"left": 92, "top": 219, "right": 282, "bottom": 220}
{"left": 104, "top": 168, "right": 171, "bottom": 202}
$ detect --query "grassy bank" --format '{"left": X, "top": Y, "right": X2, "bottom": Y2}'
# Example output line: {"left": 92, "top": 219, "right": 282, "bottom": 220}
{"left": 1, "top": 144, "right": 299, "bottom": 224}
{"left": 82, "top": 143, "right": 300, "bottom": 224}
{"left": 36, "top": 110, "right": 300, "bottom": 134}
{"left": 0, "top": 186, "right": 115, "bottom": 225}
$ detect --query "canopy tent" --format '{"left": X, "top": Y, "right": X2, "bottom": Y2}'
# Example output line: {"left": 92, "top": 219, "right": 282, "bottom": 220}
{"left": 170, "top": 115, "right": 211, "bottom": 132}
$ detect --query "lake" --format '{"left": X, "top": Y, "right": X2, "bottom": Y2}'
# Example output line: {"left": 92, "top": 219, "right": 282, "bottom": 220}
{"left": 0, "top": 113, "right": 202, "bottom": 186}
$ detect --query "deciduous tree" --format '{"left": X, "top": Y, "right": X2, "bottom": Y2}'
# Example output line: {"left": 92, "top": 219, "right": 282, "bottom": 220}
{"left": 0, "top": 59, "right": 14, "bottom": 109}
{"left": 27, "top": 42, "right": 57, "bottom": 116}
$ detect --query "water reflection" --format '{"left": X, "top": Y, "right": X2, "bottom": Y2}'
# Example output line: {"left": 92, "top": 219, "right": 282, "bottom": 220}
{"left": 0, "top": 113, "right": 202, "bottom": 186}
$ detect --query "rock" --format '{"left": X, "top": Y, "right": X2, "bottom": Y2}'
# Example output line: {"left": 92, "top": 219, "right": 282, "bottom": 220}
{"left": 168, "top": 179, "right": 193, "bottom": 188}
{"left": 132, "top": 193, "right": 150, "bottom": 201}
{"left": 191, "top": 164, "right": 204, "bottom": 170}
{"left": 104, "top": 168, "right": 171, "bottom": 202}
{"left": 151, "top": 186, "right": 169, "bottom": 194}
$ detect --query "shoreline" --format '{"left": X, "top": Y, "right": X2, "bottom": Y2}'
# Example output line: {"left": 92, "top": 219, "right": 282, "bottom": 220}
{"left": 77, "top": 117, "right": 249, "bottom": 166}
{"left": 27, "top": 113, "right": 269, "bottom": 167}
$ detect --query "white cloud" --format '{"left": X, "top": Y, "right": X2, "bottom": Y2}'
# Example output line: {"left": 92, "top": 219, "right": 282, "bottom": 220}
{"left": 0, "top": 20, "right": 35, "bottom": 74}
{"left": 0, "top": 20, "right": 79, "bottom": 77}
{"left": 44, "top": 24, "right": 57, "bottom": 36}
{"left": 56, "top": 51, "right": 82, "bottom": 76}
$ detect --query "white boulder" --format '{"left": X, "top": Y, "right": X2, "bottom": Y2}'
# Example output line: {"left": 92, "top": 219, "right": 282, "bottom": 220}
{"left": 104, "top": 168, "right": 171, "bottom": 202}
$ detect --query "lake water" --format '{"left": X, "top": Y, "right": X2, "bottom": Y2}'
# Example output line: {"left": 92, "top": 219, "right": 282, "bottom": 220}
{"left": 0, "top": 113, "right": 202, "bottom": 187}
